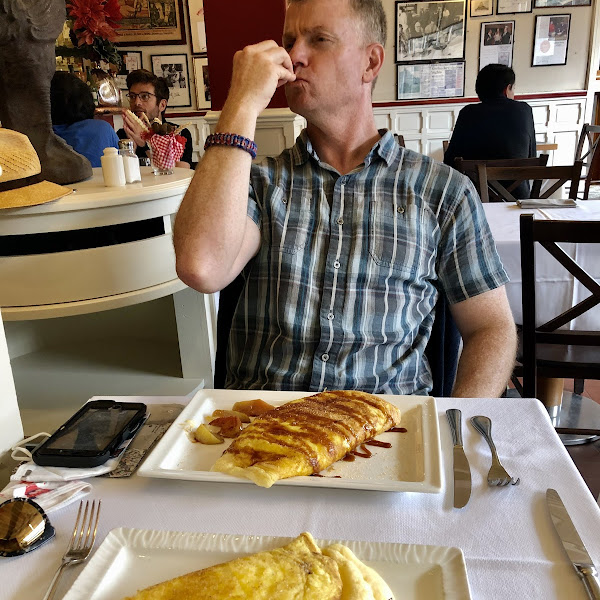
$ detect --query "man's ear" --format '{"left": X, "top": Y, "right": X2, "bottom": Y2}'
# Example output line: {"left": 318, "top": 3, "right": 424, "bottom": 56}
{"left": 363, "top": 43, "right": 385, "bottom": 84}
{"left": 503, "top": 84, "right": 514, "bottom": 98}
{"left": 158, "top": 98, "right": 168, "bottom": 114}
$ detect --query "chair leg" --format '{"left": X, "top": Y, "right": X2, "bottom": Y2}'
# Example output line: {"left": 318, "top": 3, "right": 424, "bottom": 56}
{"left": 573, "top": 378, "right": 585, "bottom": 395}
{"left": 536, "top": 377, "right": 564, "bottom": 409}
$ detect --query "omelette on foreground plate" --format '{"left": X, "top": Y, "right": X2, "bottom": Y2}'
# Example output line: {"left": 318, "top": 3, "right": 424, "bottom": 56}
{"left": 211, "top": 390, "right": 402, "bottom": 488}
{"left": 123, "top": 532, "right": 394, "bottom": 600}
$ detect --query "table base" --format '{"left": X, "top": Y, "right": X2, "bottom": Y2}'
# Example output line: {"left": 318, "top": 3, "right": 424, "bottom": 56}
{"left": 547, "top": 392, "right": 600, "bottom": 446}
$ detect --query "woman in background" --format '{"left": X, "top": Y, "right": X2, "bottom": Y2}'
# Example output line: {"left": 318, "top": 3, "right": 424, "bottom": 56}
{"left": 51, "top": 71, "right": 119, "bottom": 168}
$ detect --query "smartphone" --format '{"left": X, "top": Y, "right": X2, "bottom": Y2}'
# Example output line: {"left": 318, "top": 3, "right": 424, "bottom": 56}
{"left": 32, "top": 400, "right": 147, "bottom": 468}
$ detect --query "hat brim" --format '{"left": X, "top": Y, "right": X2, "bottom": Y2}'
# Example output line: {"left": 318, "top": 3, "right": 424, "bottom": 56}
{"left": 0, "top": 181, "right": 72, "bottom": 209}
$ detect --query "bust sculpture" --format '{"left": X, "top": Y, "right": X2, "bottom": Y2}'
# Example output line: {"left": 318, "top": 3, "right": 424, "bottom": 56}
{"left": 0, "top": 0, "right": 92, "bottom": 184}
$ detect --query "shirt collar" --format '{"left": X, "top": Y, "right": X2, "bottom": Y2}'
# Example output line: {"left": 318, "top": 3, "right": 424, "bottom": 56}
{"left": 291, "top": 128, "right": 399, "bottom": 168}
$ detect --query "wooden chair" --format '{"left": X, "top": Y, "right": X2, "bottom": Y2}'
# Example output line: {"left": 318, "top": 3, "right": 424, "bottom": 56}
{"left": 454, "top": 156, "right": 549, "bottom": 202}
{"left": 574, "top": 124, "right": 600, "bottom": 199}
{"left": 394, "top": 134, "right": 405, "bottom": 147}
{"left": 512, "top": 214, "right": 600, "bottom": 440}
{"left": 479, "top": 161, "right": 583, "bottom": 203}
{"left": 442, "top": 140, "right": 449, "bottom": 154}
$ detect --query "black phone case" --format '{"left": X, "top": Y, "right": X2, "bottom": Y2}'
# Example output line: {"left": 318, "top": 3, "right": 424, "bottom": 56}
{"left": 32, "top": 400, "right": 147, "bottom": 468}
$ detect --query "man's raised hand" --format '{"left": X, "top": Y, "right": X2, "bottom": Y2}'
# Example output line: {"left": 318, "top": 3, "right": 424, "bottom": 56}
{"left": 227, "top": 40, "right": 296, "bottom": 117}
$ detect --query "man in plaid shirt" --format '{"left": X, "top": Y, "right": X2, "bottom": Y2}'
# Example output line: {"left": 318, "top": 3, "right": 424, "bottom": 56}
{"left": 175, "top": 0, "right": 517, "bottom": 397}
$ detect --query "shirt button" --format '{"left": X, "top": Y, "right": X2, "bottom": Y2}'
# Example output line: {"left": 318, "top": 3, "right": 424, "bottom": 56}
{"left": 322, "top": 353, "right": 329, "bottom": 362}
{"left": 397, "top": 206, "right": 405, "bottom": 213}
{"left": 327, "top": 313, "right": 334, "bottom": 320}
{"left": 337, "top": 217, "right": 344, "bottom": 225}
{"left": 340, "top": 177, "right": 347, "bottom": 184}
{"left": 282, "top": 198, "right": 288, "bottom": 204}
{"left": 334, "top": 260, "right": 341, "bottom": 269}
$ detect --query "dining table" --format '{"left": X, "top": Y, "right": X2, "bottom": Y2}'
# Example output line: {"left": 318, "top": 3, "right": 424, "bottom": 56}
{"left": 2, "top": 391, "right": 600, "bottom": 600}
{"left": 483, "top": 200, "right": 600, "bottom": 331}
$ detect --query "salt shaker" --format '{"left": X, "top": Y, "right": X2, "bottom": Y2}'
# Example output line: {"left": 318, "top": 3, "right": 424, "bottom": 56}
{"left": 118, "top": 139, "right": 141, "bottom": 183}
{"left": 101, "top": 147, "right": 126, "bottom": 187}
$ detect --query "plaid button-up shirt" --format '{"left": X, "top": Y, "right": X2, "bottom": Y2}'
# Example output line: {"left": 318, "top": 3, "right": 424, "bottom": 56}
{"left": 225, "top": 130, "right": 508, "bottom": 394}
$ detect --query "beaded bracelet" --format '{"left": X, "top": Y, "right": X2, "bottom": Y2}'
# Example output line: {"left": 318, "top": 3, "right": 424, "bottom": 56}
{"left": 204, "top": 132, "right": 257, "bottom": 159}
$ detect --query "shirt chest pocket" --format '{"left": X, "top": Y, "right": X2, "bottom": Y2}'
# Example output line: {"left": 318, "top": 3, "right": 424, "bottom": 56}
{"left": 269, "top": 187, "right": 312, "bottom": 255}
{"left": 368, "top": 200, "right": 434, "bottom": 277}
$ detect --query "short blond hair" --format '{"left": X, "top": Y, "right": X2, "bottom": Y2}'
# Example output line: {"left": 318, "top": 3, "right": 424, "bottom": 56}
{"left": 287, "top": 0, "right": 387, "bottom": 47}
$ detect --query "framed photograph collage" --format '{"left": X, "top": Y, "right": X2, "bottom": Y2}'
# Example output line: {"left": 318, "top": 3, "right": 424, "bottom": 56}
{"left": 464, "top": 0, "right": 586, "bottom": 74}
{"left": 395, "top": 0, "right": 467, "bottom": 100}
{"left": 115, "top": 0, "right": 211, "bottom": 110}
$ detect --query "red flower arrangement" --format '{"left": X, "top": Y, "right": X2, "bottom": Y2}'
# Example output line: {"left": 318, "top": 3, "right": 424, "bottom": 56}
{"left": 67, "top": 0, "right": 122, "bottom": 45}
{"left": 60, "top": 0, "right": 123, "bottom": 66}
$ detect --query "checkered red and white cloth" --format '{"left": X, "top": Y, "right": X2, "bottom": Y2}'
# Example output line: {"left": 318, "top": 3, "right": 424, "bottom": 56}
{"left": 148, "top": 134, "right": 185, "bottom": 169}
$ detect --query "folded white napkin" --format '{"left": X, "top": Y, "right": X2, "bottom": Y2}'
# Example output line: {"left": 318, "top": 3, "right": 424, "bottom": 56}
{"left": 10, "top": 457, "right": 120, "bottom": 482}
{"left": 0, "top": 480, "right": 91, "bottom": 513}
{"left": 517, "top": 198, "right": 577, "bottom": 208}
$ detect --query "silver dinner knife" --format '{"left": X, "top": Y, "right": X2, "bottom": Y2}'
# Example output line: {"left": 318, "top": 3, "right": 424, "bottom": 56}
{"left": 546, "top": 488, "right": 600, "bottom": 599}
{"left": 446, "top": 409, "right": 471, "bottom": 509}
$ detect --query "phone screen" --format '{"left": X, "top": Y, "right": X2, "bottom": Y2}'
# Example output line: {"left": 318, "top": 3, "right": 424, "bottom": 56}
{"left": 42, "top": 405, "right": 141, "bottom": 453}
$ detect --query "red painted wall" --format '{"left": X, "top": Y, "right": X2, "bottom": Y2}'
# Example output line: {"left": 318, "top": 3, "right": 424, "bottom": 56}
{"left": 204, "top": 0, "right": 288, "bottom": 112}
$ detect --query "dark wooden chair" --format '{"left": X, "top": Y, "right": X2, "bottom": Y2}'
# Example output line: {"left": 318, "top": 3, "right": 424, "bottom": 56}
{"left": 479, "top": 161, "right": 583, "bottom": 203}
{"left": 454, "top": 156, "right": 549, "bottom": 202}
{"left": 442, "top": 140, "right": 449, "bottom": 154}
{"left": 574, "top": 124, "right": 600, "bottom": 199}
{"left": 511, "top": 214, "right": 600, "bottom": 439}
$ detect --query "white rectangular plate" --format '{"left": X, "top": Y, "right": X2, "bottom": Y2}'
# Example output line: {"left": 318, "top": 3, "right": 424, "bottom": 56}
{"left": 64, "top": 528, "right": 471, "bottom": 600}
{"left": 138, "top": 390, "right": 442, "bottom": 492}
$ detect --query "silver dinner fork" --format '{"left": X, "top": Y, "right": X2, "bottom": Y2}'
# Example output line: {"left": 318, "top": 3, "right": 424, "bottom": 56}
{"left": 42, "top": 500, "right": 101, "bottom": 600}
{"left": 470, "top": 416, "right": 520, "bottom": 487}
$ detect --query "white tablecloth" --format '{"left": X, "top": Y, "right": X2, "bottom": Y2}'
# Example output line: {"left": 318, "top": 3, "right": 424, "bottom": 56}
{"left": 2, "top": 393, "right": 600, "bottom": 600}
{"left": 484, "top": 201, "right": 600, "bottom": 329}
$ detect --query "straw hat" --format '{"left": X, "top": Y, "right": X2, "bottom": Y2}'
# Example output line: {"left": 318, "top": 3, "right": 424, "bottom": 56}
{"left": 0, "top": 128, "right": 72, "bottom": 209}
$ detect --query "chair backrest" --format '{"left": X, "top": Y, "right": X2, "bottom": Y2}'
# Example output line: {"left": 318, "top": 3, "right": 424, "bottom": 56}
{"left": 442, "top": 140, "right": 449, "bottom": 153}
{"left": 454, "top": 156, "right": 549, "bottom": 202}
{"left": 394, "top": 134, "right": 405, "bottom": 147}
{"left": 481, "top": 161, "right": 583, "bottom": 203}
{"left": 574, "top": 124, "right": 600, "bottom": 199}
{"left": 519, "top": 214, "right": 600, "bottom": 398}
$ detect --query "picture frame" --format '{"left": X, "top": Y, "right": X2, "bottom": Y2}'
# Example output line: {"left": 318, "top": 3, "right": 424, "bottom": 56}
{"left": 395, "top": 0, "right": 466, "bottom": 63}
{"left": 187, "top": 0, "right": 208, "bottom": 54}
{"left": 193, "top": 57, "right": 211, "bottom": 110}
{"left": 114, "top": 51, "right": 143, "bottom": 90}
{"left": 115, "top": 0, "right": 186, "bottom": 45}
{"left": 150, "top": 54, "right": 192, "bottom": 107}
{"left": 532, "top": 14, "right": 570, "bottom": 66}
{"left": 496, "top": 0, "right": 532, "bottom": 14}
{"left": 479, "top": 21, "right": 515, "bottom": 69}
{"left": 534, "top": 0, "right": 590, "bottom": 6}
{"left": 470, "top": 0, "right": 493, "bottom": 17}
{"left": 397, "top": 61, "right": 465, "bottom": 100}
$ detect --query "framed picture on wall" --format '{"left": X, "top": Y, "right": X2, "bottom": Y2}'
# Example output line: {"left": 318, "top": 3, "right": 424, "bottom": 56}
{"left": 534, "top": 0, "right": 590, "bottom": 6}
{"left": 193, "top": 57, "right": 211, "bottom": 110}
{"left": 397, "top": 61, "right": 465, "bottom": 100}
{"left": 532, "top": 13, "right": 570, "bottom": 66}
{"left": 470, "top": 0, "right": 493, "bottom": 17}
{"left": 115, "top": 0, "right": 186, "bottom": 45}
{"left": 115, "top": 51, "right": 143, "bottom": 90}
{"left": 479, "top": 21, "right": 514, "bottom": 69}
{"left": 151, "top": 54, "right": 192, "bottom": 107}
{"left": 497, "top": 0, "right": 532, "bottom": 13}
{"left": 187, "top": 0, "right": 208, "bottom": 54}
{"left": 395, "top": 0, "right": 466, "bottom": 63}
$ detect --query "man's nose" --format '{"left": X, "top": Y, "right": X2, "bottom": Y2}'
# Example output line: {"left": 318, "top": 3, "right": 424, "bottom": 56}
{"left": 288, "top": 41, "right": 307, "bottom": 70}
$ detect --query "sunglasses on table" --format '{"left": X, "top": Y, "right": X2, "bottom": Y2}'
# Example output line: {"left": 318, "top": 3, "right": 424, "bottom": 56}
{"left": 126, "top": 92, "right": 156, "bottom": 102}
{"left": 0, "top": 498, "right": 55, "bottom": 557}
